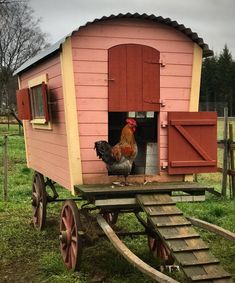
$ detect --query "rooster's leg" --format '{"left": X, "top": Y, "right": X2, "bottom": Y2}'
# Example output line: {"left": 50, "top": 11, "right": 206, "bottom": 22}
{"left": 124, "top": 175, "right": 132, "bottom": 186}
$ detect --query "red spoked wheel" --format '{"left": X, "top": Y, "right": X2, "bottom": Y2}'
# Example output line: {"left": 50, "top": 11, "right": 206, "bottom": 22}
{"left": 101, "top": 210, "right": 118, "bottom": 226}
{"left": 31, "top": 172, "right": 47, "bottom": 230}
{"left": 147, "top": 222, "right": 174, "bottom": 266}
{"left": 59, "top": 200, "right": 82, "bottom": 271}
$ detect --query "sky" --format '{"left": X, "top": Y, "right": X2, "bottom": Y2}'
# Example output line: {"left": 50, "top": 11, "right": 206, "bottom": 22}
{"left": 29, "top": 0, "right": 235, "bottom": 58}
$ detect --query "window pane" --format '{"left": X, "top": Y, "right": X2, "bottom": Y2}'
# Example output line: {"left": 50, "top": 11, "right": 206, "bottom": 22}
{"left": 31, "top": 85, "right": 45, "bottom": 119}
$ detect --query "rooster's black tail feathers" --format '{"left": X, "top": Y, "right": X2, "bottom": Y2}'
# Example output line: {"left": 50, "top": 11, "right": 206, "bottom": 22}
{"left": 94, "top": 141, "right": 115, "bottom": 165}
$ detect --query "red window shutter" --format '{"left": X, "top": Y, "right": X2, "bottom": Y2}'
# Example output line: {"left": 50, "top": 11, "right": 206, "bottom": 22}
{"left": 168, "top": 112, "right": 217, "bottom": 174}
{"left": 108, "top": 44, "right": 160, "bottom": 112}
{"left": 16, "top": 88, "right": 31, "bottom": 120}
{"left": 41, "top": 82, "right": 50, "bottom": 122}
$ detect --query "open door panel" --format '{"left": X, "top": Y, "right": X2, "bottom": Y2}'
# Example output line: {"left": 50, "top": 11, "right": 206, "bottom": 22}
{"left": 168, "top": 112, "right": 217, "bottom": 174}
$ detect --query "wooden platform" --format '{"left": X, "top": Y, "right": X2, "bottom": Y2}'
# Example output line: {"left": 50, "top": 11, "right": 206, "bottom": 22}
{"left": 75, "top": 182, "right": 212, "bottom": 200}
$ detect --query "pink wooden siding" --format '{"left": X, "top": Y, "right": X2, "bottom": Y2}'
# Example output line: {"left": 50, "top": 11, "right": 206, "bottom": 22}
{"left": 20, "top": 55, "right": 71, "bottom": 189}
{"left": 71, "top": 19, "right": 194, "bottom": 183}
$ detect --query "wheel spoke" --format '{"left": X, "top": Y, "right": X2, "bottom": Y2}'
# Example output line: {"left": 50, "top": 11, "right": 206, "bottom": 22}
{"left": 71, "top": 242, "right": 77, "bottom": 268}
{"left": 71, "top": 235, "right": 77, "bottom": 243}
{"left": 64, "top": 245, "right": 70, "bottom": 264}
{"left": 62, "top": 216, "right": 69, "bottom": 230}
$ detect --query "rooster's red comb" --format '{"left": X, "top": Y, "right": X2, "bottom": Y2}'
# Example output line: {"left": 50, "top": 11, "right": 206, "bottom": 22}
{"left": 126, "top": 118, "right": 137, "bottom": 126}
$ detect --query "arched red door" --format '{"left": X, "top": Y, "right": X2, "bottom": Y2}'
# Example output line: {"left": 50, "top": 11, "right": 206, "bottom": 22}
{"left": 108, "top": 44, "right": 160, "bottom": 112}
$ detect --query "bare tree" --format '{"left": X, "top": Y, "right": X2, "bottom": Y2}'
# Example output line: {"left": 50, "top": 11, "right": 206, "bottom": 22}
{"left": 0, "top": 0, "right": 49, "bottom": 112}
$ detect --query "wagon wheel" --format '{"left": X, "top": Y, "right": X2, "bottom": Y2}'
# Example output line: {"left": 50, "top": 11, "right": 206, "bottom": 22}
{"left": 101, "top": 210, "right": 119, "bottom": 226}
{"left": 147, "top": 221, "right": 174, "bottom": 266}
{"left": 59, "top": 200, "right": 83, "bottom": 271}
{"left": 31, "top": 172, "right": 47, "bottom": 230}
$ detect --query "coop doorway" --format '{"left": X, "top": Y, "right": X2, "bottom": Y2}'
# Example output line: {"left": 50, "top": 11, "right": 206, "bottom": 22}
{"left": 108, "top": 112, "right": 159, "bottom": 176}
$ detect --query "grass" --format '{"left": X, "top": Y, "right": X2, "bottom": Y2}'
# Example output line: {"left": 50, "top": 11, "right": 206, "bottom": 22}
{"left": 0, "top": 123, "right": 235, "bottom": 283}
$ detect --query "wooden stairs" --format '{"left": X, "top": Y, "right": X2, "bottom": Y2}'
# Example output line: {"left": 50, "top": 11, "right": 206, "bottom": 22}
{"left": 136, "top": 194, "right": 233, "bottom": 283}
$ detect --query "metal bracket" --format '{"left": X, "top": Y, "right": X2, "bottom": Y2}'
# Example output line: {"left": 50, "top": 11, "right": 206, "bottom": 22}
{"left": 144, "top": 99, "right": 166, "bottom": 107}
{"left": 161, "top": 121, "right": 168, "bottom": 128}
{"left": 144, "top": 59, "right": 166, "bottom": 67}
{"left": 161, "top": 162, "right": 168, "bottom": 169}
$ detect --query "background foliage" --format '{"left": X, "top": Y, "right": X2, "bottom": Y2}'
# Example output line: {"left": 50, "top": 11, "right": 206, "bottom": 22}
{"left": 200, "top": 45, "right": 235, "bottom": 116}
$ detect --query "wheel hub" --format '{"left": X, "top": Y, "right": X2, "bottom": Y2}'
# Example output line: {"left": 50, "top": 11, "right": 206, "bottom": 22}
{"left": 32, "top": 193, "right": 39, "bottom": 207}
{"left": 59, "top": 230, "right": 71, "bottom": 245}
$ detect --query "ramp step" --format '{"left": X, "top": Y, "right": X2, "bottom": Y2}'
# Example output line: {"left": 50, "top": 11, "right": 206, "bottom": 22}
{"left": 191, "top": 272, "right": 231, "bottom": 281}
{"left": 181, "top": 259, "right": 220, "bottom": 266}
{"left": 164, "top": 234, "right": 200, "bottom": 240}
{"left": 141, "top": 201, "right": 175, "bottom": 206}
{"left": 136, "top": 193, "right": 232, "bottom": 283}
{"left": 144, "top": 203, "right": 183, "bottom": 217}
{"left": 171, "top": 246, "right": 210, "bottom": 253}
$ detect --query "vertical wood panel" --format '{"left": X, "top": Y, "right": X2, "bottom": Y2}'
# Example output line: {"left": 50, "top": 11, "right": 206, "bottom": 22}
{"left": 108, "top": 45, "right": 127, "bottom": 110}
{"left": 126, "top": 44, "right": 143, "bottom": 111}
{"left": 143, "top": 46, "right": 160, "bottom": 111}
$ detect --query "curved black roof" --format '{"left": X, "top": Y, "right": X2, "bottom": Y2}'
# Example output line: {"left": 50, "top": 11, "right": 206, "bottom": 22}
{"left": 14, "top": 13, "right": 213, "bottom": 75}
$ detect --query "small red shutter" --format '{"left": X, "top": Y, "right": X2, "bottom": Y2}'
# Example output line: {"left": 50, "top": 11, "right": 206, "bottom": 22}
{"left": 168, "top": 112, "right": 217, "bottom": 174}
{"left": 41, "top": 82, "right": 50, "bottom": 122}
{"left": 16, "top": 88, "right": 31, "bottom": 120}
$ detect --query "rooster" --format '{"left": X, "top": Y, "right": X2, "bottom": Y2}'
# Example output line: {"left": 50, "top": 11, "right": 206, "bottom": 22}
{"left": 94, "top": 118, "right": 137, "bottom": 185}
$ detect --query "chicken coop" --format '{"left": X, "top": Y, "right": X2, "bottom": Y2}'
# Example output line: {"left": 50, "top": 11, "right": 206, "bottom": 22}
{"left": 14, "top": 14, "right": 234, "bottom": 282}
{"left": 15, "top": 13, "right": 217, "bottom": 194}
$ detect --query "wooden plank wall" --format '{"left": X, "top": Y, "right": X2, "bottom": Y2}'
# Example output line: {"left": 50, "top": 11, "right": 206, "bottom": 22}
{"left": 20, "top": 55, "right": 71, "bottom": 189}
{"left": 71, "top": 19, "right": 194, "bottom": 183}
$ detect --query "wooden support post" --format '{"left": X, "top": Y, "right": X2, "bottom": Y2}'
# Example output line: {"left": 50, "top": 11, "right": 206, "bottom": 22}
{"left": 229, "top": 124, "right": 235, "bottom": 199}
{"left": 221, "top": 108, "right": 228, "bottom": 197}
{"left": 3, "top": 135, "right": 8, "bottom": 201}
{"left": 7, "top": 112, "right": 10, "bottom": 131}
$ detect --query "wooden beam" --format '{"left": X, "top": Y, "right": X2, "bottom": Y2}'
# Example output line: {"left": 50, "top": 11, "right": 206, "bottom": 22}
{"left": 187, "top": 217, "right": 235, "bottom": 242}
{"left": 222, "top": 108, "right": 228, "bottom": 197}
{"left": 229, "top": 124, "right": 235, "bottom": 199}
{"left": 97, "top": 215, "right": 180, "bottom": 283}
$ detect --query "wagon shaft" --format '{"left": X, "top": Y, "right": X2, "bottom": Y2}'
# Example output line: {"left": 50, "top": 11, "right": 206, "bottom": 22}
{"left": 137, "top": 194, "right": 233, "bottom": 283}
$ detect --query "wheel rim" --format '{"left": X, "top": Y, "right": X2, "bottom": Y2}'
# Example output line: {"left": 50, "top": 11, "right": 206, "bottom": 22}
{"left": 60, "top": 200, "right": 82, "bottom": 271}
{"left": 32, "top": 172, "right": 47, "bottom": 230}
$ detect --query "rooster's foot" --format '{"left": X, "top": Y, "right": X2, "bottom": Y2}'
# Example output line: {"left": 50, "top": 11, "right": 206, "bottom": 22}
{"left": 112, "top": 182, "right": 125, "bottom": 187}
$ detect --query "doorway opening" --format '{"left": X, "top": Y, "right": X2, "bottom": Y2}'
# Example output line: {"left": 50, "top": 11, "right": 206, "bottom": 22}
{"left": 108, "top": 112, "right": 159, "bottom": 176}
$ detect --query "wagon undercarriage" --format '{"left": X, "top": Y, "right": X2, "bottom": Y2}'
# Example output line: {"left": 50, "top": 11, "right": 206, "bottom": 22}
{"left": 31, "top": 172, "right": 233, "bottom": 282}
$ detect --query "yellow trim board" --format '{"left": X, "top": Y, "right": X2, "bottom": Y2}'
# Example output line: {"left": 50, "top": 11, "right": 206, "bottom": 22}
{"left": 60, "top": 37, "right": 83, "bottom": 193}
{"left": 28, "top": 74, "right": 48, "bottom": 88}
{"left": 189, "top": 44, "right": 203, "bottom": 111}
{"left": 28, "top": 73, "right": 52, "bottom": 130}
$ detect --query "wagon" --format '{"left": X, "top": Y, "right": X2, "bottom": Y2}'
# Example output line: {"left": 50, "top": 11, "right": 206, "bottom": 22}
{"left": 14, "top": 13, "right": 233, "bottom": 282}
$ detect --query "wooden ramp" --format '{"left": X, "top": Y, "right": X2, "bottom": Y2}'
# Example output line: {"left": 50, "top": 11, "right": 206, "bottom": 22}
{"left": 136, "top": 194, "right": 232, "bottom": 283}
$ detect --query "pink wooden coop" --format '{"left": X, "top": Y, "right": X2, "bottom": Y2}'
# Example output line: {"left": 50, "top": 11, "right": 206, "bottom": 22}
{"left": 15, "top": 13, "right": 217, "bottom": 195}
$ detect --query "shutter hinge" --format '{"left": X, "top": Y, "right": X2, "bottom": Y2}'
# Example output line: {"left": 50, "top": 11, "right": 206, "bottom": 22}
{"left": 145, "top": 59, "right": 166, "bottom": 67}
{"left": 161, "top": 121, "right": 168, "bottom": 128}
{"left": 144, "top": 99, "right": 165, "bottom": 107}
{"left": 161, "top": 162, "right": 168, "bottom": 169}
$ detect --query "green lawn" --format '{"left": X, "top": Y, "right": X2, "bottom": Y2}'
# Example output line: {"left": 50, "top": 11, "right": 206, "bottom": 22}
{"left": 0, "top": 123, "right": 235, "bottom": 283}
